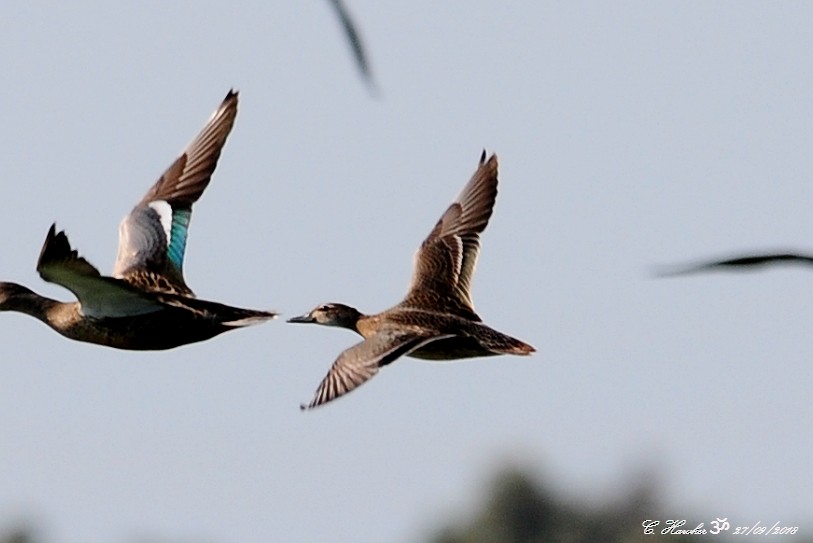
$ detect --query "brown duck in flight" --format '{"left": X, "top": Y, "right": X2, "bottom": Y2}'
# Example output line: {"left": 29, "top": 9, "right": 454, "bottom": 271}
{"left": 0, "top": 91, "right": 276, "bottom": 350}
{"left": 289, "top": 151, "right": 535, "bottom": 409}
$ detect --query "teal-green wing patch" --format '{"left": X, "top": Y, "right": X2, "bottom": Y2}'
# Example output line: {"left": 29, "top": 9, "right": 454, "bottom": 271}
{"left": 168, "top": 208, "right": 191, "bottom": 271}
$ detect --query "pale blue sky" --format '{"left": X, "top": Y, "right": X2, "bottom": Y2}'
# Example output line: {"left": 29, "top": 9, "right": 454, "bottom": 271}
{"left": 1, "top": 2, "right": 811, "bottom": 542}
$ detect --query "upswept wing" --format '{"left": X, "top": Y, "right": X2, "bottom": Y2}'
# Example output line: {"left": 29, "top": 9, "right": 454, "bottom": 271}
{"left": 37, "top": 225, "right": 163, "bottom": 319}
{"left": 113, "top": 90, "right": 239, "bottom": 295}
{"left": 400, "top": 151, "right": 498, "bottom": 319}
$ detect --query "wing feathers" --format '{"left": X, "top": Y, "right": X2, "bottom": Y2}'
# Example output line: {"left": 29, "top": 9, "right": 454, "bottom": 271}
{"left": 138, "top": 90, "right": 239, "bottom": 207}
{"left": 113, "top": 91, "right": 239, "bottom": 293}
{"left": 301, "top": 331, "right": 440, "bottom": 410}
{"left": 37, "top": 225, "right": 164, "bottom": 318}
{"left": 402, "top": 152, "right": 498, "bottom": 316}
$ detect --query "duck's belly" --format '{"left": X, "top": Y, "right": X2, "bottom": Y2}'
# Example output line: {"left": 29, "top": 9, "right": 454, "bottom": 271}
{"left": 61, "top": 311, "right": 225, "bottom": 351}
{"left": 407, "top": 336, "right": 498, "bottom": 361}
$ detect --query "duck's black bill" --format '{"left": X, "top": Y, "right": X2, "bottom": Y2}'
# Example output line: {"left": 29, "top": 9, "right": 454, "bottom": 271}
{"left": 287, "top": 314, "right": 315, "bottom": 324}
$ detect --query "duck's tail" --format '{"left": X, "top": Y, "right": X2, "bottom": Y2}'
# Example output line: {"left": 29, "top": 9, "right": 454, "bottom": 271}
{"left": 486, "top": 332, "right": 535, "bottom": 356}
{"left": 502, "top": 337, "right": 536, "bottom": 356}
{"left": 164, "top": 295, "right": 277, "bottom": 328}
{"left": 221, "top": 307, "right": 278, "bottom": 328}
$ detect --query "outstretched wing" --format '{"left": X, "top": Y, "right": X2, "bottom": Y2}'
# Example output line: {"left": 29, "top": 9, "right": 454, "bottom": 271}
{"left": 657, "top": 252, "right": 813, "bottom": 277}
{"left": 400, "top": 151, "right": 498, "bottom": 320}
{"left": 112, "top": 90, "right": 239, "bottom": 295}
{"left": 301, "top": 330, "right": 444, "bottom": 410}
{"left": 37, "top": 225, "right": 163, "bottom": 319}
{"left": 326, "top": 0, "right": 376, "bottom": 92}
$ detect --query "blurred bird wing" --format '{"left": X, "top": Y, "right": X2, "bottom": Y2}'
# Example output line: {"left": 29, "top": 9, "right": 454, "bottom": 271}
{"left": 657, "top": 252, "right": 813, "bottom": 277}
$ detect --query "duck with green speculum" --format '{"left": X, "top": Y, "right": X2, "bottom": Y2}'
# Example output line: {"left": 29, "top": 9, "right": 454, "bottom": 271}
{"left": 0, "top": 90, "right": 276, "bottom": 350}
{"left": 289, "top": 151, "right": 535, "bottom": 409}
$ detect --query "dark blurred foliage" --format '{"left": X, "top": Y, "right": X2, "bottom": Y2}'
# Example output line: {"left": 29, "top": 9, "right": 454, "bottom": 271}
{"left": 0, "top": 527, "right": 34, "bottom": 543}
{"left": 428, "top": 466, "right": 805, "bottom": 543}
{"left": 3, "top": 466, "right": 811, "bottom": 543}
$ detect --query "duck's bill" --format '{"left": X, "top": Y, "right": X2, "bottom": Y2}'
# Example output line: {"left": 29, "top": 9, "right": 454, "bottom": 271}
{"left": 287, "top": 313, "right": 315, "bottom": 324}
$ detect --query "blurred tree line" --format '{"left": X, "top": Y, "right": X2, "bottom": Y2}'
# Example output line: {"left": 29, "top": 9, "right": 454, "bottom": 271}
{"left": 430, "top": 466, "right": 810, "bottom": 543}
{"left": 432, "top": 466, "right": 698, "bottom": 543}
{"left": 5, "top": 465, "right": 808, "bottom": 543}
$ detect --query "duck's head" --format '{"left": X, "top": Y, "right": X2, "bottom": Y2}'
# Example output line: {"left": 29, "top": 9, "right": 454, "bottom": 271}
{"left": 287, "top": 302, "right": 362, "bottom": 329}
{"left": 0, "top": 282, "right": 38, "bottom": 311}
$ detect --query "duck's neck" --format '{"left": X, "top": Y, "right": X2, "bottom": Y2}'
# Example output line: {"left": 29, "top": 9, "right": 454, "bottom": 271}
{"left": 3, "top": 291, "right": 77, "bottom": 331}
{"left": 331, "top": 307, "right": 365, "bottom": 336}
{"left": 349, "top": 310, "right": 371, "bottom": 337}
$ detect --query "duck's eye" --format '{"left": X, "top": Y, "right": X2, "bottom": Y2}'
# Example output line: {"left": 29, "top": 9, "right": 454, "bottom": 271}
{"left": 318, "top": 304, "right": 331, "bottom": 312}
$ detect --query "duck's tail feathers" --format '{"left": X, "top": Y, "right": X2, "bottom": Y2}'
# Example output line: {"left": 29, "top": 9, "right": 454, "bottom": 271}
{"left": 223, "top": 309, "right": 278, "bottom": 328}
{"left": 495, "top": 336, "right": 536, "bottom": 356}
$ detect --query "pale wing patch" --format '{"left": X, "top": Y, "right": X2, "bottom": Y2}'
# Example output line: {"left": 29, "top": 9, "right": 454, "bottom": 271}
{"left": 36, "top": 225, "right": 164, "bottom": 318}
{"left": 112, "top": 207, "right": 167, "bottom": 277}
{"left": 147, "top": 200, "right": 173, "bottom": 243}
{"left": 41, "top": 263, "right": 163, "bottom": 318}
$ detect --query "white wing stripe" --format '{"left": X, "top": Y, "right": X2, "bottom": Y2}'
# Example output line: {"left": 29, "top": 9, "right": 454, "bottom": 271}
{"left": 147, "top": 200, "right": 173, "bottom": 246}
